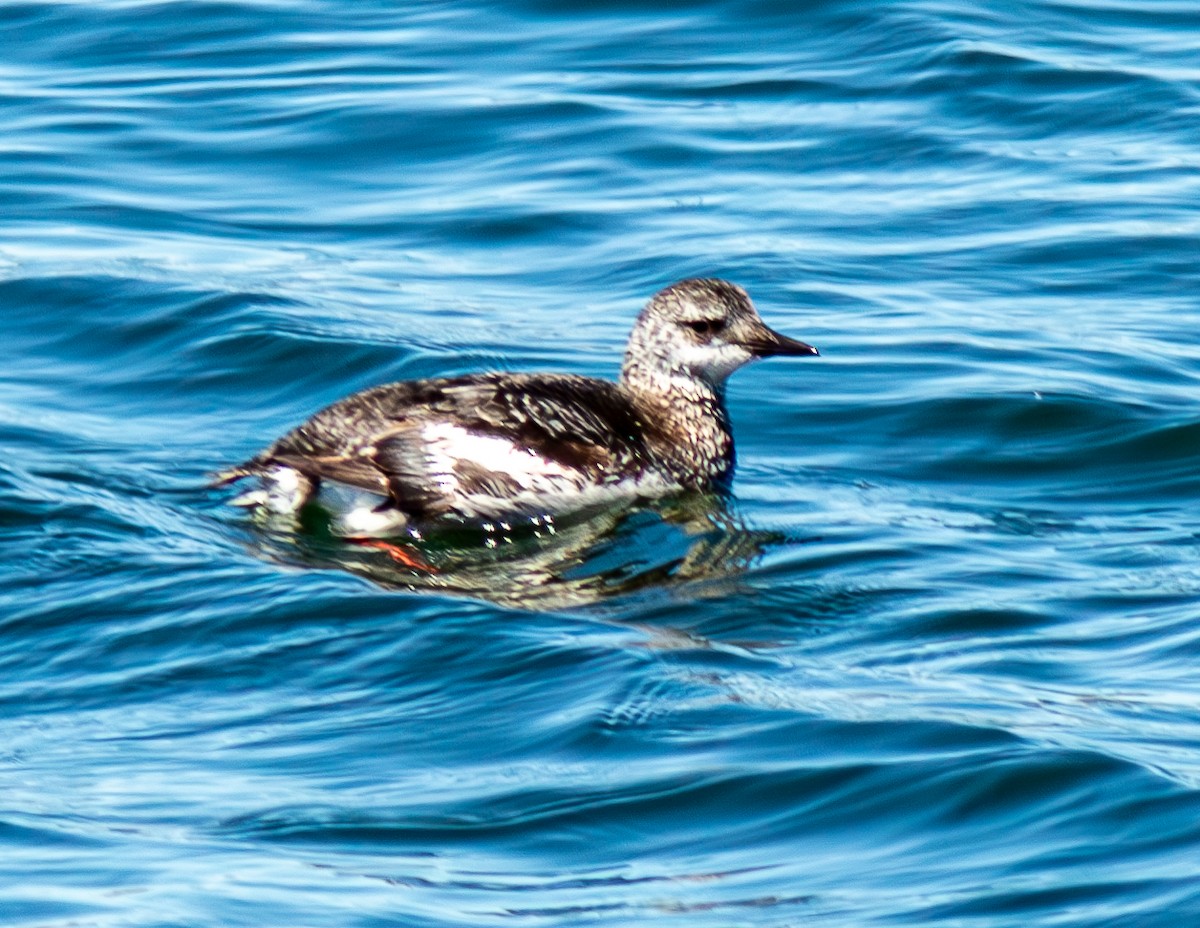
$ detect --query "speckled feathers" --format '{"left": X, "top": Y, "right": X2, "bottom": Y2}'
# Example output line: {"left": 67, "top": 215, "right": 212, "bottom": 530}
{"left": 217, "top": 278, "right": 818, "bottom": 530}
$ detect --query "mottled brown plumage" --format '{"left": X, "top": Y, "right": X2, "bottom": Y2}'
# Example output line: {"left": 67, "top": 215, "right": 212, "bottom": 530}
{"left": 215, "top": 278, "right": 818, "bottom": 531}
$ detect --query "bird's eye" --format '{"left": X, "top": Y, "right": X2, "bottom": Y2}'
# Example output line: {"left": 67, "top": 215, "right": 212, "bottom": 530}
{"left": 685, "top": 319, "right": 724, "bottom": 337}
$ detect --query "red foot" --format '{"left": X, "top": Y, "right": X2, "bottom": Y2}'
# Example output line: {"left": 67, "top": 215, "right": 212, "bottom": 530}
{"left": 347, "top": 538, "right": 437, "bottom": 573}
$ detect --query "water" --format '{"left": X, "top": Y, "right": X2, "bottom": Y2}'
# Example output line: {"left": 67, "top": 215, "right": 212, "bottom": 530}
{"left": 5, "top": 0, "right": 1200, "bottom": 924}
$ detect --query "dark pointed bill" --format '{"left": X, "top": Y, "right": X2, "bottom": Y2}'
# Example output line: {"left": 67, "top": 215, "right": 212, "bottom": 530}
{"left": 744, "top": 324, "right": 820, "bottom": 358}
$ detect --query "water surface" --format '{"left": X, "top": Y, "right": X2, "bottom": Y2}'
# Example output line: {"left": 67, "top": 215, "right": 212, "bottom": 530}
{"left": 5, "top": 1, "right": 1200, "bottom": 925}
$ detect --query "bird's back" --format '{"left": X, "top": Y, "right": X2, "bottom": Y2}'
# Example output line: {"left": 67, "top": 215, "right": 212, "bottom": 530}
{"left": 232, "top": 372, "right": 668, "bottom": 521}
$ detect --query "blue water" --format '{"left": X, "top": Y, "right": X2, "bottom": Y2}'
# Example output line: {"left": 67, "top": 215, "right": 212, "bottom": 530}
{"left": 5, "top": 1, "right": 1200, "bottom": 924}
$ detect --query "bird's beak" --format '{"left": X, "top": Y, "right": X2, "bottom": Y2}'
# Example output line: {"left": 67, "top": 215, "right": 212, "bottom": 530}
{"left": 743, "top": 323, "right": 819, "bottom": 358}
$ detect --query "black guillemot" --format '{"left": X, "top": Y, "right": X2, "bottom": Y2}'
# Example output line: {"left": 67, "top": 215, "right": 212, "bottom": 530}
{"left": 215, "top": 278, "right": 819, "bottom": 536}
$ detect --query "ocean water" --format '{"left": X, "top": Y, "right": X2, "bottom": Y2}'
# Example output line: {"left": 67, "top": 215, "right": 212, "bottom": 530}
{"left": 5, "top": 0, "right": 1200, "bottom": 924}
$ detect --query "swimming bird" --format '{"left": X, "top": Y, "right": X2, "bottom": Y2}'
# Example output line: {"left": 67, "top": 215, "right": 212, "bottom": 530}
{"left": 215, "top": 278, "right": 818, "bottom": 537}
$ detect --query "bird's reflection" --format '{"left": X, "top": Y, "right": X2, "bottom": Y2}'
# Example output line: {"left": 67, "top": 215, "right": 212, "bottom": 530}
{"left": 244, "top": 493, "right": 778, "bottom": 611}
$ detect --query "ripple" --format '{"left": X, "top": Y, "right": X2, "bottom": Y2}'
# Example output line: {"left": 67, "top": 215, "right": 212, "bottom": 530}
{"left": 6, "top": 0, "right": 1200, "bottom": 925}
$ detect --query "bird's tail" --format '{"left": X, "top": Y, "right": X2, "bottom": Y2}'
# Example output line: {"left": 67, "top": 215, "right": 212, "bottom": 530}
{"left": 208, "top": 462, "right": 261, "bottom": 488}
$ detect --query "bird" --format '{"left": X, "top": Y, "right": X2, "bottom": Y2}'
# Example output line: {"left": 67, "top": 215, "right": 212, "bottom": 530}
{"left": 214, "top": 278, "right": 819, "bottom": 540}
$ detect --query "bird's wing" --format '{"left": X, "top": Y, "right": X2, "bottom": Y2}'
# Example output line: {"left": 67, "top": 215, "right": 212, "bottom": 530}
{"left": 266, "top": 415, "right": 450, "bottom": 513}
{"left": 246, "top": 374, "right": 651, "bottom": 516}
{"left": 439, "top": 374, "right": 649, "bottom": 472}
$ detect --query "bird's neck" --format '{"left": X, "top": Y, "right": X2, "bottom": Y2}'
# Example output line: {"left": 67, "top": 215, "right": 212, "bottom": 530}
{"left": 620, "top": 361, "right": 734, "bottom": 488}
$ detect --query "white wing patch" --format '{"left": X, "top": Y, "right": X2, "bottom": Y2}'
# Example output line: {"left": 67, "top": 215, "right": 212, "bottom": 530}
{"left": 420, "top": 421, "right": 666, "bottom": 518}
{"left": 422, "top": 421, "right": 572, "bottom": 486}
